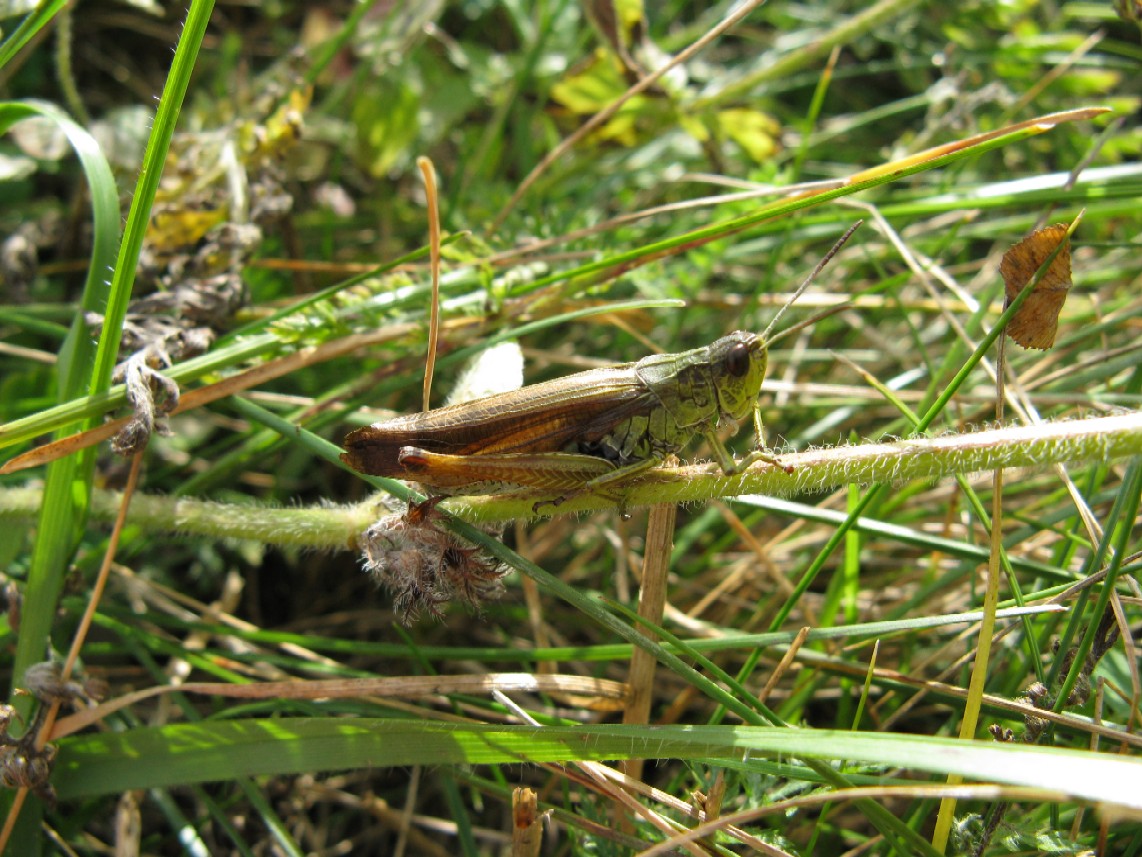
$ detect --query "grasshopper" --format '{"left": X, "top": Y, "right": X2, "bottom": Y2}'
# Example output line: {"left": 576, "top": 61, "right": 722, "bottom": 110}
{"left": 341, "top": 329, "right": 782, "bottom": 499}
{"left": 341, "top": 224, "right": 859, "bottom": 502}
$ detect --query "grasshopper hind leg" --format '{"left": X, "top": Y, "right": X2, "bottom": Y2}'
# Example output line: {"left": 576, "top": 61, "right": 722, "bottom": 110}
{"left": 532, "top": 456, "right": 662, "bottom": 514}
{"left": 397, "top": 447, "right": 618, "bottom": 495}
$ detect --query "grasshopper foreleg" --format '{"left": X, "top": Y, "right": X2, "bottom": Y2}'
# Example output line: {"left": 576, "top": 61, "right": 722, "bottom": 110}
{"left": 701, "top": 406, "right": 793, "bottom": 477}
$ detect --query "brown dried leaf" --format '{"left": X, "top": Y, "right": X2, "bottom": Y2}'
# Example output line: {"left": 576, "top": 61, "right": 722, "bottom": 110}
{"left": 1000, "top": 224, "right": 1073, "bottom": 350}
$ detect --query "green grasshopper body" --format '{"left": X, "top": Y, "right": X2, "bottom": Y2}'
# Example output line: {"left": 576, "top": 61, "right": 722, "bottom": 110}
{"left": 341, "top": 331, "right": 777, "bottom": 496}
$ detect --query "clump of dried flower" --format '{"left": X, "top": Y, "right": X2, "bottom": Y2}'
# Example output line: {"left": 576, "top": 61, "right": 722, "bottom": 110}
{"left": 360, "top": 499, "right": 508, "bottom": 623}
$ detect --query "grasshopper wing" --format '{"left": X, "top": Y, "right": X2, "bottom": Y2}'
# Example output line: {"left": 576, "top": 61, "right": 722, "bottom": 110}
{"left": 341, "top": 365, "right": 657, "bottom": 477}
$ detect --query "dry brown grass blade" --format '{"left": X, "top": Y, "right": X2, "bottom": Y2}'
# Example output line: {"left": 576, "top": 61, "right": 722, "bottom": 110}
{"left": 639, "top": 785, "right": 1069, "bottom": 857}
{"left": 620, "top": 502, "right": 676, "bottom": 785}
{"left": 846, "top": 108, "right": 1110, "bottom": 182}
{"left": 0, "top": 325, "right": 420, "bottom": 475}
{"left": 417, "top": 155, "right": 442, "bottom": 412}
{"left": 51, "top": 672, "right": 629, "bottom": 739}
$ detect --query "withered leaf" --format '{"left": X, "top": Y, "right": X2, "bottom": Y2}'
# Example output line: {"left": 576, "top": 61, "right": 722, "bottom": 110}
{"left": 999, "top": 224, "right": 1073, "bottom": 350}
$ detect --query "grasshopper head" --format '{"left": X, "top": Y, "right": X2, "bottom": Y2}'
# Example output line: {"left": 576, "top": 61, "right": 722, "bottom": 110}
{"left": 711, "top": 330, "right": 767, "bottom": 421}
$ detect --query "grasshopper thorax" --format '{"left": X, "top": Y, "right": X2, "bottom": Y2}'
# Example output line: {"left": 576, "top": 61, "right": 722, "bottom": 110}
{"left": 710, "top": 330, "right": 767, "bottom": 422}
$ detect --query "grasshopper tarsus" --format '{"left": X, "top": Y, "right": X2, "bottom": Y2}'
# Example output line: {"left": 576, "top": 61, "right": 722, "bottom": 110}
{"left": 721, "top": 448, "right": 793, "bottom": 477}
{"left": 405, "top": 492, "right": 447, "bottom": 524}
{"left": 531, "top": 496, "right": 562, "bottom": 514}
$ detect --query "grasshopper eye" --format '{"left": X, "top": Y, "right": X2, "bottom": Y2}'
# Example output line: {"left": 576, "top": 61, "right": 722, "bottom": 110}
{"left": 726, "top": 342, "right": 752, "bottom": 377}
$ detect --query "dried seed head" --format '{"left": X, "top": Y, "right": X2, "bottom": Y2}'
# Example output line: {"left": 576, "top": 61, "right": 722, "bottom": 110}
{"left": 23, "top": 661, "right": 91, "bottom": 707}
{"left": 0, "top": 743, "right": 58, "bottom": 806}
{"left": 361, "top": 501, "right": 507, "bottom": 623}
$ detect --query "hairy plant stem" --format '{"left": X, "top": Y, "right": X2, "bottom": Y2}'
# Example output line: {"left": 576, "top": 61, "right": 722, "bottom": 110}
{"left": 2, "top": 412, "right": 1139, "bottom": 544}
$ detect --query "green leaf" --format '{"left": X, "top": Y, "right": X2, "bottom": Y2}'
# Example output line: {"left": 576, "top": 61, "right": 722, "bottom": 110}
{"left": 717, "top": 108, "right": 780, "bottom": 163}
{"left": 353, "top": 78, "right": 420, "bottom": 176}
{"left": 54, "top": 720, "right": 1142, "bottom": 812}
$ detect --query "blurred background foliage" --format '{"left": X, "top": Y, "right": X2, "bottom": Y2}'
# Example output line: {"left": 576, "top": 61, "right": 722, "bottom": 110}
{"left": 1, "top": 0, "right": 1140, "bottom": 854}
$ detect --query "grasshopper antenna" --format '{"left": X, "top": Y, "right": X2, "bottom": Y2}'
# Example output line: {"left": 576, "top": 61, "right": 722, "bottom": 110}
{"left": 761, "top": 220, "right": 863, "bottom": 343}
{"left": 768, "top": 300, "right": 855, "bottom": 347}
